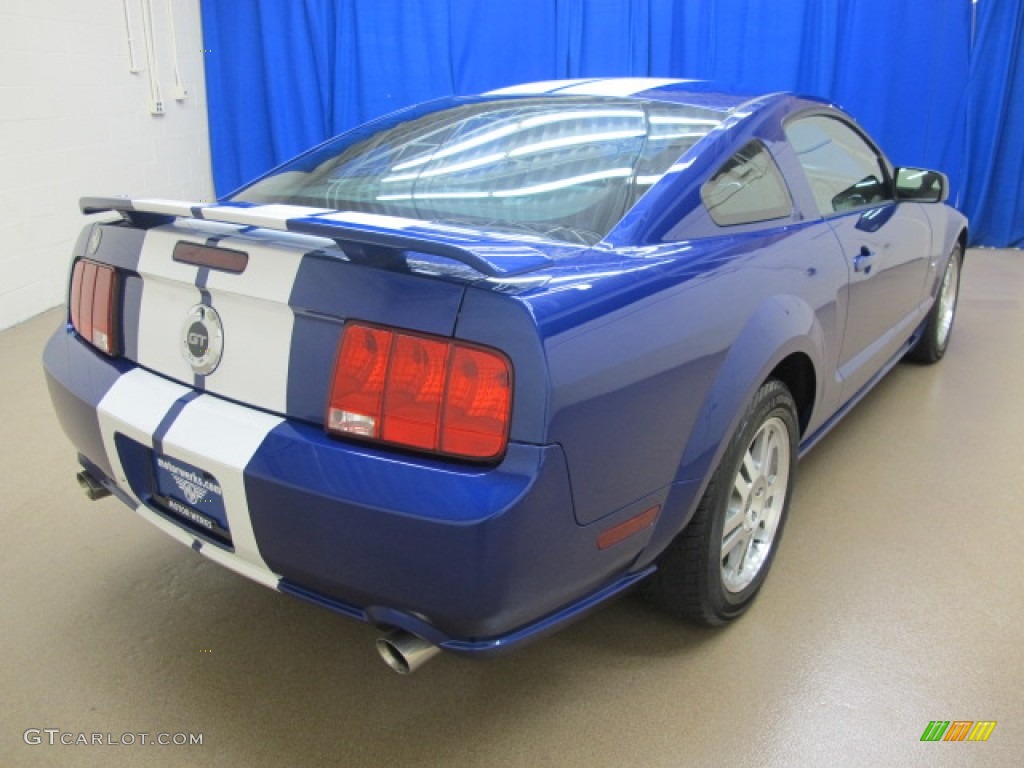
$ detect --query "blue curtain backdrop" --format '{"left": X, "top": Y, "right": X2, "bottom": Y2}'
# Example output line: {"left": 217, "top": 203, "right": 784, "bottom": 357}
{"left": 200, "top": 0, "right": 1019, "bottom": 247}
{"left": 963, "top": 0, "right": 1024, "bottom": 247}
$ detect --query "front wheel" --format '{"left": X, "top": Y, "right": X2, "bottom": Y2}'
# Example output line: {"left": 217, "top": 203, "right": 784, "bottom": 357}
{"left": 906, "top": 243, "right": 962, "bottom": 364}
{"left": 643, "top": 379, "right": 799, "bottom": 625}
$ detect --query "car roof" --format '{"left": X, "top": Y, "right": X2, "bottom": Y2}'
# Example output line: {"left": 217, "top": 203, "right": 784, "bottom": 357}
{"left": 483, "top": 77, "right": 759, "bottom": 113}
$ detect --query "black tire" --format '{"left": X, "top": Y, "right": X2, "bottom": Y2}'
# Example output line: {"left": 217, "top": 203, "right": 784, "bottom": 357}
{"left": 906, "top": 243, "right": 963, "bottom": 364}
{"left": 642, "top": 379, "right": 799, "bottom": 626}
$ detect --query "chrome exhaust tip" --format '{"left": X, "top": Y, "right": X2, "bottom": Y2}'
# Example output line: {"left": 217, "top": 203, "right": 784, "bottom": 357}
{"left": 77, "top": 470, "right": 111, "bottom": 501}
{"left": 376, "top": 630, "right": 441, "bottom": 675}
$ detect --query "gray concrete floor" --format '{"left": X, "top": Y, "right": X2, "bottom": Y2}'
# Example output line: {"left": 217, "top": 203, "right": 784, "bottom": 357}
{"left": 1, "top": 248, "right": 1021, "bottom": 767}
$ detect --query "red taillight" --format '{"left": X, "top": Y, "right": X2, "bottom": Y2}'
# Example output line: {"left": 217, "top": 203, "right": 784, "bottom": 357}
{"left": 326, "top": 325, "right": 392, "bottom": 438}
{"left": 70, "top": 259, "right": 119, "bottom": 356}
{"left": 327, "top": 323, "right": 512, "bottom": 461}
{"left": 381, "top": 334, "right": 449, "bottom": 449}
{"left": 440, "top": 346, "right": 513, "bottom": 459}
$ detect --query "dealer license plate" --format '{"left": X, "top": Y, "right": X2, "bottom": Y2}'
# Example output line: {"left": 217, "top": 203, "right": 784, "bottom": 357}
{"left": 153, "top": 454, "right": 231, "bottom": 544}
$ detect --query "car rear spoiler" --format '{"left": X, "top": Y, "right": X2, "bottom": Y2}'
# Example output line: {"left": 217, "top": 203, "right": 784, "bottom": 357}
{"left": 80, "top": 196, "right": 554, "bottom": 277}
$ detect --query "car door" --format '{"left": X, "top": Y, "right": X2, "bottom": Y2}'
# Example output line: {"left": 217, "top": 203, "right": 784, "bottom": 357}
{"left": 784, "top": 114, "right": 932, "bottom": 401}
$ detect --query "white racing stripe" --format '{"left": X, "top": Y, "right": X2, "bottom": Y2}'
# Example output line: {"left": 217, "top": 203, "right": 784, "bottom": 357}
{"left": 314, "top": 210, "right": 422, "bottom": 229}
{"left": 127, "top": 501, "right": 279, "bottom": 589}
{"left": 200, "top": 236, "right": 305, "bottom": 413}
{"left": 133, "top": 198, "right": 203, "bottom": 217}
{"left": 160, "top": 394, "right": 283, "bottom": 580}
{"left": 135, "top": 227, "right": 204, "bottom": 384}
{"left": 124, "top": 198, "right": 436, "bottom": 237}
{"left": 133, "top": 223, "right": 304, "bottom": 415}
{"left": 484, "top": 78, "right": 601, "bottom": 95}
{"left": 199, "top": 204, "right": 333, "bottom": 228}
{"left": 95, "top": 368, "right": 283, "bottom": 589}
{"left": 554, "top": 78, "right": 686, "bottom": 96}
{"left": 174, "top": 218, "right": 250, "bottom": 239}
{"left": 96, "top": 369, "right": 193, "bottom": 499}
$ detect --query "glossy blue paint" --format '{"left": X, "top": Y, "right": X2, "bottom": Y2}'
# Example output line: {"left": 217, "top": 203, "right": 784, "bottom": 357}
{"left": 43, "top": 82, "right": 968, "bottom": 655}
{"left": 43, "top": 328, "right": 131, "bottom": 482}
{"left": 283, "top": 249, "right": 468, "bottom": 424}
{"left": 286, "top": 215, "right": 557, "bottom": 277}
{"left": 243, "top": 429, "right": 650, "bottom": 639}
{"left": 610, "top": 93, "right": 803, "bottom": 247}
{"left": 84, "top": 224, "right": 148, "bottom": 271}
{"left": 277, "top": 564, "right": 656, "bottom": 656}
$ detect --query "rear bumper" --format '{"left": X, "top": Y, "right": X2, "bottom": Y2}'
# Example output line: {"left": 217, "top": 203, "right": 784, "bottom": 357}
{"left": 43, "top": 325, "right": 654, "bottom": 654}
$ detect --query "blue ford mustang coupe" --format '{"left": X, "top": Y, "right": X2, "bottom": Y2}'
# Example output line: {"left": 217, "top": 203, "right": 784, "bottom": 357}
{"left": 44, "top": 78, "right": 965, "bottom": 673}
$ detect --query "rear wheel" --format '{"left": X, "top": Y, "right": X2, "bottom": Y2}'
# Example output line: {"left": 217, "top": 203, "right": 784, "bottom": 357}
{"left": 643, "top": 379, "right": 798, "bottom": 625}
{"left": 907, "top": 243, "right": 962, "bottom": 364}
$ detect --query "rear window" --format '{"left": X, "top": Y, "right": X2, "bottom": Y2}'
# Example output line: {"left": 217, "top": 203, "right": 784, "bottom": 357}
{"left": 233, "top": 96, "right": 726, "bottom": 245}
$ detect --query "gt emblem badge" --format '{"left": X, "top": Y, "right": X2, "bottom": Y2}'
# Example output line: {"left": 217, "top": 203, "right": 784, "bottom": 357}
{"left": 181, "top": 304, "right": 224, "bottom": 375}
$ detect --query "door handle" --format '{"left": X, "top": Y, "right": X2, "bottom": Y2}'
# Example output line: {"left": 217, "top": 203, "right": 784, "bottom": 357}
{"left": 853, "top": 246, "right": 877, "bottom": 274}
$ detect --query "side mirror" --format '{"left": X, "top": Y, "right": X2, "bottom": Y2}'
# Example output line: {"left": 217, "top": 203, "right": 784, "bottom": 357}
{"left": 832, "top": 175, "right": 887, "bottom": 212}
{"left": 894, "top": 167, "right": 948, "bottom": 203}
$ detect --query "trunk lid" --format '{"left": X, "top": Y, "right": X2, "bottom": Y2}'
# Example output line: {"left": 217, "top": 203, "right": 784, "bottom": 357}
{"left": 84, "top": 198, "right": 560, "bottom": 426}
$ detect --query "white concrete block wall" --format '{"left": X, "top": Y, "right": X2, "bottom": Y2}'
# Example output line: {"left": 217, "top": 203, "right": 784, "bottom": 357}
{"left": 0, "top": 0, "right": 215, "bottom": 330}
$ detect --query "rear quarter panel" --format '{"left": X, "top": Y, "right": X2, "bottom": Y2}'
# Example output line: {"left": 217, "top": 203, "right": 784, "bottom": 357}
{"left": 463, "top": 223, "right": 849, "bottom": 530}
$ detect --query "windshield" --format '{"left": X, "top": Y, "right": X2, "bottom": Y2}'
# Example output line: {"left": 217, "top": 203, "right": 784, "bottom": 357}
{"left": 232, "top": 96, "right": 726, "bottom": 245}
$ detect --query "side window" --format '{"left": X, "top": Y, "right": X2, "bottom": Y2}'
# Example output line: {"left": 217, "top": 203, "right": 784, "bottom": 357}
{"left": 701, "top": 141, "right": 793, "bottom": 227}
{"left": 785, "top": 115, "right": 893, "bottom": 216}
